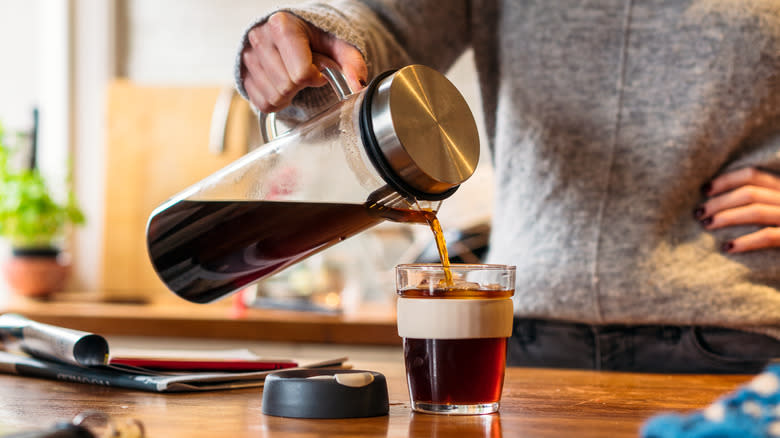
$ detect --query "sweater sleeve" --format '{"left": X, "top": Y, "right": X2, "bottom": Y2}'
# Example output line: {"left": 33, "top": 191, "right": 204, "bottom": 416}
{"left": 233, "top": 0, "right": 471, "bottom": 115}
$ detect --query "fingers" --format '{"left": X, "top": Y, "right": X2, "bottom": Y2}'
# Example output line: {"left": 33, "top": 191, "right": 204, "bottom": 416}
{"left": 240, "top": 12, "right": 369, "bottom": 113}
{"left": 307, "top": 21, "right": 368, "bottom": 91}
{"left": 241, "top": 12, "right": 326, "bottom": 113}
{"left": 271, "top": 14, "right": 328, "bottom": 88}
{"left": 701, "top": 204, "right": 780, "bottom": 229}
{"left": 697, "top": 167, "right": 780, "bottom": 253}
{"left": 243, "top": 51, "right": 291, "bottom": 113}
{"left": 722, "top": 227, "right": 780, "bottom": 254}
{"left": 328, "top": 39, "right": 369, "bottom": 92}
{"left": 699, "top": 185, "right": 780, "bottom": 219}
{"left": 704, "top": 167, "right": 780, "bottom": 197}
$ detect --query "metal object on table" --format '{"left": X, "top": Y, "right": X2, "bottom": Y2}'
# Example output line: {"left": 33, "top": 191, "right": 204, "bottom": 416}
{"left": 1, "top": 411, "right": 145, "bottom": 438}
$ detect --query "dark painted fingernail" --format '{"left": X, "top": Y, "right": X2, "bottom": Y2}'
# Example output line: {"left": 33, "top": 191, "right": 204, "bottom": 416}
{"left": 693, "top": 206, "right": 706, "bottom": 220}
{"left": 700, "top": 182, "right": 712, "bottom": 196}
{"left": 721, "top": 241, "right": 734, "bottom": 253}
{"left": 359, "top": 78, "right": 367, "bottom": 87}
{"left": 699, "top": 217, "right": 713, "bottom": 227}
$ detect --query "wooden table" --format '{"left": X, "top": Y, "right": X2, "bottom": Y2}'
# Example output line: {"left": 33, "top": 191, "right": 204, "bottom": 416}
{"left": 0, "top": 355, "right": 752, "bottom": 437}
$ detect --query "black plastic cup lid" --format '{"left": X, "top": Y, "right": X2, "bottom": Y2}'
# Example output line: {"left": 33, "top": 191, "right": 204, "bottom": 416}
{"left": 261, "top": 369, "right": 389, "bottom": 419}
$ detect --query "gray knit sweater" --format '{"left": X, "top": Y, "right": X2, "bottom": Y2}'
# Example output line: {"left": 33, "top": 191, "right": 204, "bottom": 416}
{"left": 236, "top": 0, "right": 780, "bottom": 339}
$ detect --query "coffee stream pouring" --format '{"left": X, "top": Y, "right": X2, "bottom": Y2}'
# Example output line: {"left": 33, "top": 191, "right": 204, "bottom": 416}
{"left": 146, "top": 62, "right": 480, "bottom": 304}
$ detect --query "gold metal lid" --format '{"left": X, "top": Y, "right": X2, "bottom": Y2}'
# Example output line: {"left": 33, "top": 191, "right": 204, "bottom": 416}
{"left": 368, "top": 65, "right": 480, "bottom": 195}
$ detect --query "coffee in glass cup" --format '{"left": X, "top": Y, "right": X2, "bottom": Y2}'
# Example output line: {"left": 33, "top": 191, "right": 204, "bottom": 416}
{"left": 396, "top": 264, "right": 515, "bottom": 415}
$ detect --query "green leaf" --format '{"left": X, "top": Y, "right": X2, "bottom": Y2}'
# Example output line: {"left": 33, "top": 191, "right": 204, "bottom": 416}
{"left": 0, "top": 122, "right": 86, "bottom": 248}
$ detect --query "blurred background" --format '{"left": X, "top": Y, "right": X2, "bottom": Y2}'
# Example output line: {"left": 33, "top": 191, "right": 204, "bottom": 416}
{"left": 0, "top": 0, "right": 494, "bottom": 312}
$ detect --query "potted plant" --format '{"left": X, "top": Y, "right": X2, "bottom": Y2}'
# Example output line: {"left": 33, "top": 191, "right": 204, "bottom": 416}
{"left": 0, "top": 121, "right": 85, "bottom": 298}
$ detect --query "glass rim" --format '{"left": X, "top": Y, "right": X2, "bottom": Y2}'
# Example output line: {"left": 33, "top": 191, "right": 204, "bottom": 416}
{"left": 395, "top": 263, "right": 516, "bottom": 272}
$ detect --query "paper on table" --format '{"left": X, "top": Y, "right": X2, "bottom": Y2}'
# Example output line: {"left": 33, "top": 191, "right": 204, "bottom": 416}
{"left": 0, "top": 351, "right": 349, "bottom": 392}
{"left": 0, "top": 313, "right": 109, "bottom": 366}
{"left": 108, "top": 347, "right": 298, "bottom": 371}
{"left": 110, "top": 347, "right": 261, "bottom": 360}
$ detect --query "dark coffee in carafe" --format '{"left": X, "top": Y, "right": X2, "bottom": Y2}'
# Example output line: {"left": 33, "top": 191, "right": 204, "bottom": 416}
{"left": 147, "top": 200, "right": 437, "bottom": 303}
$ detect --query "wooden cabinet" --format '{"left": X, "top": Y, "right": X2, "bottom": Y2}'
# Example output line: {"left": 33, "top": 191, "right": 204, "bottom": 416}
{"left": 101, "top": 80, "right": 257, "bottom": 301}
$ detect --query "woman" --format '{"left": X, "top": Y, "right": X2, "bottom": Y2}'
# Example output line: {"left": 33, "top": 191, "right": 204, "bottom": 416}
{"left": 235, "top": 0, "right": 780, "bottom": 373}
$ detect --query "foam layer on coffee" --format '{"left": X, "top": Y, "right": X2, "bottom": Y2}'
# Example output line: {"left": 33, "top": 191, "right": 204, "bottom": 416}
{"left": 397, "top": 298, "right": 513, "bottom": 339}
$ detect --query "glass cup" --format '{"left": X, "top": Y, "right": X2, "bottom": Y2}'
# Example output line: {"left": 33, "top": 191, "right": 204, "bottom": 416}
{"left": 396, "top": 263, "right": 516, "bottom": 415}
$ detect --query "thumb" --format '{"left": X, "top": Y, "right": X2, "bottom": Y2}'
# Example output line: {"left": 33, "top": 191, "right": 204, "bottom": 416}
{"left": 310, "top": 31, "right": 368, "bottom": 92}
{"left": 329, "top": 39, "right": 368, "bottom": 91}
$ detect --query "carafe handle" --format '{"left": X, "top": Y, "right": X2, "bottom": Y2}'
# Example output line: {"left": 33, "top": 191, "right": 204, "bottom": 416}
{"left": 259, "top": 56, "right": 355, "bottom": 142}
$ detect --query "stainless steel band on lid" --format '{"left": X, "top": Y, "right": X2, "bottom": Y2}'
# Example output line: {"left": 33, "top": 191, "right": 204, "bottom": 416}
{"left": 360, "top": 65, "right": 480, "bottom": 200}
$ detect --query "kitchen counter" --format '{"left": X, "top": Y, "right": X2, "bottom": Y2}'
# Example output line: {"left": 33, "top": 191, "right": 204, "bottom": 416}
{"left": 0, "top": 292, "right": 400, "bottom": 345}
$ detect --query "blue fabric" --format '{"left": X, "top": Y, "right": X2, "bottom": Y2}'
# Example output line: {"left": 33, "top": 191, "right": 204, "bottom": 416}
{"left": 640, "top": 363, "right": 780, "bottom": 438}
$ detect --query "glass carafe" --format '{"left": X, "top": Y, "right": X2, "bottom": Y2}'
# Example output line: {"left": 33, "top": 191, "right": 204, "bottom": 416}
{"left": 146, "top": 63, "right": 480, "bottom": 303}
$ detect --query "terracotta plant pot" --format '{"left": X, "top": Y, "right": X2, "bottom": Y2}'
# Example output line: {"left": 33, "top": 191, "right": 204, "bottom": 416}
{"left": 3, "top": 248, "right": 70, "bottom": 298}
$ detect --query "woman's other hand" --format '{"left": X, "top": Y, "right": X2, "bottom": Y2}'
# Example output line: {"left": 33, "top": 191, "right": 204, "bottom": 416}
{"left": 696, "top": 167, "right": 780, "bottom": 253}
{"left": 241, "top": 12, "right": 368, "bottom": 113}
